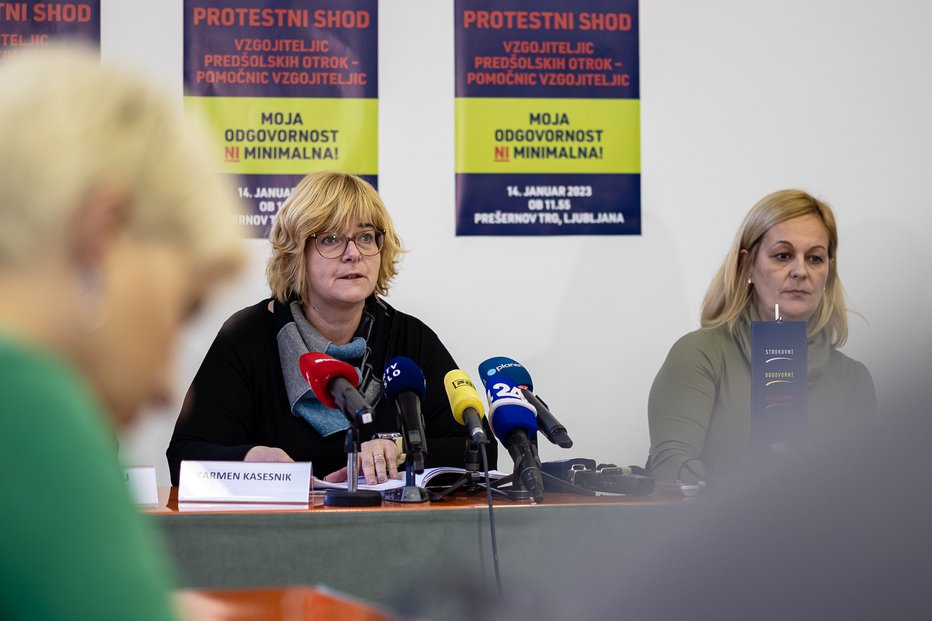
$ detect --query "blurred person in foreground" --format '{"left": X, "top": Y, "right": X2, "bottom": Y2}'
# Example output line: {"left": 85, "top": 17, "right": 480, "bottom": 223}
{"left": 0, "top": 49, "right": 243, "bottom": 620}
{"left": 167, "top": 171, "right": 495, "bottom": 486}
{"left": 429, "top": 373, "right": 932, "bottom": 621}
{"left": 648, "top": 189, "right": 875, "bottom": 486}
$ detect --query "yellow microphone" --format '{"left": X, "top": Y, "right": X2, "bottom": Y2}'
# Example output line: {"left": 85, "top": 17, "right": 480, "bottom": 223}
{"left": 444, "top": 369, "right": 490, "bottom": 445}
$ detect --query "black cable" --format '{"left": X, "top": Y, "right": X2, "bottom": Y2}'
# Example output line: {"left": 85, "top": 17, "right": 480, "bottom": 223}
{"left": 479, "top": 442, "right": 502, "bottom": 594}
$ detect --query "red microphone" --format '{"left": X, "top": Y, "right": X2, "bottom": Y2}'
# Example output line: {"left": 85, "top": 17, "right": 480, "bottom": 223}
{"left": 299, "top": 352, "right": 375, "bottom": 426}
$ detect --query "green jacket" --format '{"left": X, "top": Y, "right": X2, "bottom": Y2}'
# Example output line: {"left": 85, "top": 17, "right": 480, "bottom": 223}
{"left": 0, "top": 336, "right": 180, "bottom": 621}
{"left": 648, "top": 311, "right": 875, "bottom": 485}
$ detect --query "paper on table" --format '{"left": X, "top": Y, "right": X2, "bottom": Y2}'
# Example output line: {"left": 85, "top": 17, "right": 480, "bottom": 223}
{"left": 311, "top": 475, "right": 405, "bottom": 492}
{"left": 311, "top": 468, "right": 509, "bottom": 492}
{"left": 415, "top": 467, "right": 508, "bottom": 488}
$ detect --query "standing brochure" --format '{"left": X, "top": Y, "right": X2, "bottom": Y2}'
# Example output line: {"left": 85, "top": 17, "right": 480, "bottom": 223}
{"left": 750, "top": 320, "right": 808, "bottom": 455}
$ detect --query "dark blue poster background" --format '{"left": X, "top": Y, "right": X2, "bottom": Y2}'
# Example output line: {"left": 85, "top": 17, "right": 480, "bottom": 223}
{"left": 455, "top": 0, "right": 640, "bottom": 236}
{"left": 0, "top": 1, "right": 100, "bottom": 55}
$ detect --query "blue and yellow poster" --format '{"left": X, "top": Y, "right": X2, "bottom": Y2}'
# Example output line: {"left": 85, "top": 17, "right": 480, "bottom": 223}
{"left": 0, "top": 1, "right": 100, "bottom": 55}
{"left": 455, "top": 0, "right": 640, "bottom": 235}
{"left": 184, "top": 0, "right": 378, "bottom": 237}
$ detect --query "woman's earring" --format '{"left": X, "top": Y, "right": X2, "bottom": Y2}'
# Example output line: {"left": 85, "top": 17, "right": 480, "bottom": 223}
{"left": 76, "top": 268, "right": 109, "bottom": 331}
{"left": 747, "top": 278, "right": 753, "bottom": 285}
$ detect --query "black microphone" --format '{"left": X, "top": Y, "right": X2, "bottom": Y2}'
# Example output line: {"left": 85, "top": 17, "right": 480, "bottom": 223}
{"left": 382, "top": 356, "right": 428, "bottom": 474}
{"left": 520, "top": 391, "right": 572, "bottom": 449}
{"left": 484, "top": 375, "right": 544, "bottom": 503}
{"left": 479, "top": 356, "right": 573, "bottom": 448}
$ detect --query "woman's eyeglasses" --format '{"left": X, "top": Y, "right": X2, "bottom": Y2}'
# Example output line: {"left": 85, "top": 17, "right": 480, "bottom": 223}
{"left": 310, "top": 229, "right": 385, "bottom": 259}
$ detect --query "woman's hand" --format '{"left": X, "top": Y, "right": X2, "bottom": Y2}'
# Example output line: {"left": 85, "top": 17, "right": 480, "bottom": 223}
{"left": 323, "top": 438, "right": 399, "bottom": 485}
{"left": 244, "top": 446, "right": 294, "bottom": 462}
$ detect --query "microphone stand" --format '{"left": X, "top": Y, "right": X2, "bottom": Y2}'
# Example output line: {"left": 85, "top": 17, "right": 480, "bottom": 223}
{"left": 430, "top": 440, "right": 511, "bottom": 502}
{"left": 492, "top": 470, "right": 594, "bottom": 500}
{"left": 324, "top": 425, "right": 382, "bottom": 507}
{"left": 490, "top": 440, "right": 596, "bottom": 501}
{"left": 382, "top": 390, "right": 430, "bottom": 503}
{"left": 382, "top": 446, "right": 430, "bottom": 503}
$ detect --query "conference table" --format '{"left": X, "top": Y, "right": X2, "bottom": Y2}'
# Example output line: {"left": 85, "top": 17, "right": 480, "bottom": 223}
{"left": 148, "top": 487, "right": 684, "bottom": 618}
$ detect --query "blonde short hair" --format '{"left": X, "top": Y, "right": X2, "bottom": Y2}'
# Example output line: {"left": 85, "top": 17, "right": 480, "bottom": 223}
{"left": 700, "top": 189, "right": 848, "bottom": 346}
{"left": 0, "top": 47, "right": 242, "bottom": 279}
{"left": 267, "top": 172, "right": 403, "bottom": 303}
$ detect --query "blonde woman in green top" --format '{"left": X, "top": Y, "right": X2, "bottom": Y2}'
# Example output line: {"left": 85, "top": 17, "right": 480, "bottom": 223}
{"left": 0, "top": 50, "right": 242, "bottom": 620}
{"left": 648, "top": 190, "right": 875, "bottom": 486}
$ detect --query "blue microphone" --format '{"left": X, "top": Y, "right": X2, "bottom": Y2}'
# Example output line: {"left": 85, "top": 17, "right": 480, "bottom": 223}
{"left": 480, "top": 356, "right": 573, "bottom": 448}
{"left": 478, "top": 356, "right": 524, "bottom": 380}
{"left": 383, "top": 356, "right": 427, "bottom": 473}
{"left": 484, "top": 374, "right": 544, "bottom": 502}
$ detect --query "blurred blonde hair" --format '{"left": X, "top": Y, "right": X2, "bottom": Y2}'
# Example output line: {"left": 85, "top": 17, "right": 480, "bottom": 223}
{"left": 700, "top": 189, "right": 848, "bottom": 346}
{"left": 267, "top": 171, "right": 402, "bottom": 304}
{"left": 0, "top": 47, "right": 242, "bottom": 280}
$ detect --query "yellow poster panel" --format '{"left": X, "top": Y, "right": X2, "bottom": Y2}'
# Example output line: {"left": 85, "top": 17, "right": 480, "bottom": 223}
{"left": 456, "top": 97, "right": 639, "bottom": 175}
{"left": 185, "top": 96, "right": 378, "bottom": 176}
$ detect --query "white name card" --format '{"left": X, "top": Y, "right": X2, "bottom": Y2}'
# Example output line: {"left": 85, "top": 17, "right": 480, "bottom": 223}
{"left": 179, "top": 461, "right": 312, "bottom": 504}
{"left": 124, "top": 466, "right": 159, "bottom": 506}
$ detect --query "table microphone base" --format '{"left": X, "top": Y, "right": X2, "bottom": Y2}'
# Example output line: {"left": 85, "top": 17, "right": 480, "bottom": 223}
{"left": 323, "top": 489, "right": 382, "bottom": 507}
{"left": 382, "top": 485, "right": 430, "bottom": 503}
{"left": 327, "top": 428, "right": 382, "bottom": 506}
{"left": 489, "top": 474, "right": 535, "bottom": 502}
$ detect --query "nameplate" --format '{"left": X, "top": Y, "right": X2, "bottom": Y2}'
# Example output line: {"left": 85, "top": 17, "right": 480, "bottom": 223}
{"left": 124, "top": 466, "right": 159, "bottom": 506}
{"left": 178, "top": 461, "right": 311, "bottom": 504}
{"left": 750, "top": 320, "right": 808, "bottom": 455}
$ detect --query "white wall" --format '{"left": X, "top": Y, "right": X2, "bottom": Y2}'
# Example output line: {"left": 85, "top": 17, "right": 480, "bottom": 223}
{"left": 113, "top": 0, "right": 932, "bottom": 486}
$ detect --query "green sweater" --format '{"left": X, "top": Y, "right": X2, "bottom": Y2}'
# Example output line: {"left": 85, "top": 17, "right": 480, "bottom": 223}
{"left": 0, "top": 336, "right": 180, "bottom": 621}
{"left": 648, "top": 312, "right": 875, "bottom": 485}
